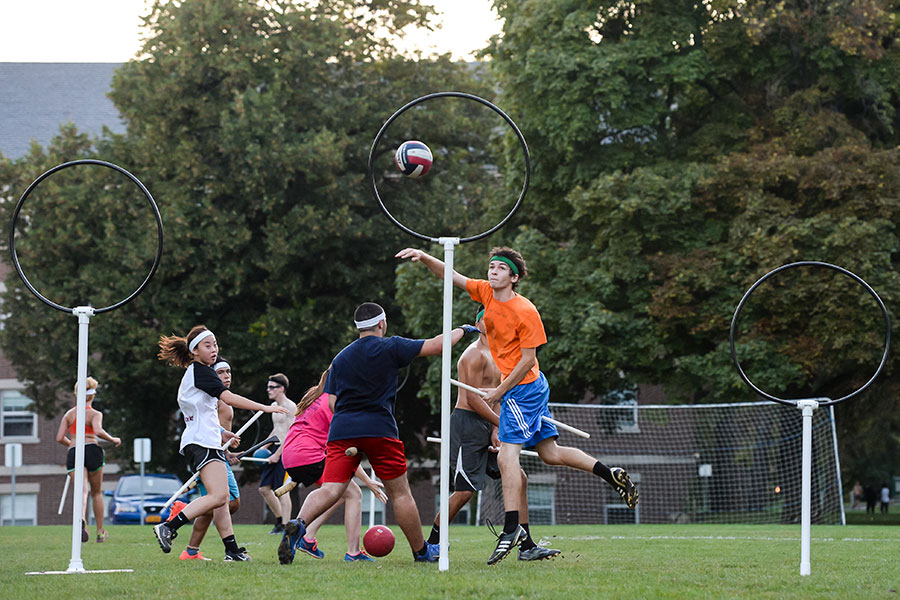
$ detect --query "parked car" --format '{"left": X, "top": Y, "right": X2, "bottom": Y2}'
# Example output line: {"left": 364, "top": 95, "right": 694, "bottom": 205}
{"left": 106, "top": 474, "right": 192, "bottom": 525}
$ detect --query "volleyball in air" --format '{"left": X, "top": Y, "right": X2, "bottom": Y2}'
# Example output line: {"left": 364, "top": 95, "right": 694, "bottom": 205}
{"left": 394, "top": 140, "right": 433, "bottom": 178}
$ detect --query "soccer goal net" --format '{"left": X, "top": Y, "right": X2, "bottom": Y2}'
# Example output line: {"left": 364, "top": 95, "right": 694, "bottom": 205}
{"left": 477, "top": 401, "right": 845, "bottom": 526}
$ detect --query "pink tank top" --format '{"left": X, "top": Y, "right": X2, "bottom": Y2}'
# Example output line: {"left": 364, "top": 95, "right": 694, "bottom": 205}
{"left": 281, "top": 394, "right": 332, "bottom": 469}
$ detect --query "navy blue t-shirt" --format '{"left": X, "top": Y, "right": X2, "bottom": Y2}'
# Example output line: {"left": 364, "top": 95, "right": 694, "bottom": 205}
{"left": 325, "top": 335, "right": 424, "bottom": 441}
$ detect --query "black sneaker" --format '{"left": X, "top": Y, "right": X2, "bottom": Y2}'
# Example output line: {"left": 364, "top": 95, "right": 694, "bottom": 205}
{"left": 224, "top": 547, "right": 252, "bottom": 561}
{"left": 81, "top": 520, "right": 89, "bottom": 543}
{"left": 486, "top": 522, "right": 525, "bottom": 565}
{"left": 611, "top": 467, "right": 638, "bottom": 509}
{"left": 269, "top": 522, "right": 285, "bottom": 535}
{"left": 518, "top": 546, "right": 561, "bottom": 561}
{"left": 278, "top": 519, "right": 305, "bottom": 565}
{"left": 153, "top": 522, "right": 177, "bottom": 554}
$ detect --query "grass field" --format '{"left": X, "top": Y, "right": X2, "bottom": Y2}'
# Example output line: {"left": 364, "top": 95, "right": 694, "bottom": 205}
{"left": 3, "top": 523, "right": 899, "bottom": 599}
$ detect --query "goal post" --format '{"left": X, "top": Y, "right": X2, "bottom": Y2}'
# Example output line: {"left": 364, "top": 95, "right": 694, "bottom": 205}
{"left": 477, "top": 401, "right": 845, "bottom": 526}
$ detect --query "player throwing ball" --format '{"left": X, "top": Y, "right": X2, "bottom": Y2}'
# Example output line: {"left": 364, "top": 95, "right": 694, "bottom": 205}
{"left": 397, "top": 246, "right": 638, "bottom": 565}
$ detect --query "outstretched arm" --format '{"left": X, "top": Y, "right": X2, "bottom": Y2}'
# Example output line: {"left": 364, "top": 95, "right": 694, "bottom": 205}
{"left": 220, "top": 390, "right": 288, "bottom": 415}
{"left": 418, "top": 326, "right": 476, "bottom": 357}
{"left": 395, "top": 248, "right": 469, "bottom": 290}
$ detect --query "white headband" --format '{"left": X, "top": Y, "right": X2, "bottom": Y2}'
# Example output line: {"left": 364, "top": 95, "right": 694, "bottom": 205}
{"left": 213, "top": 360, "right": 230, "bottom": 372}
{"left": 85, "top": 387, "right": 97, "bottom": 396}
{"left": 354, "top": 312, "right": 386, "bottom": 330}
{"left": 189, "top": 329, "right": 215, "bottom": 351}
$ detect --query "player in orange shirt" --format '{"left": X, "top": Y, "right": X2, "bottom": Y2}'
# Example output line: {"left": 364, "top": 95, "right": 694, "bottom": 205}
{"left": 396, "top": 246, "right": 638, "bottom": 565}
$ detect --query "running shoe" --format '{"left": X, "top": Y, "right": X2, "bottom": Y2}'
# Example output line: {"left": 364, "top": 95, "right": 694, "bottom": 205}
{"left": 269, "top": 521, "right": 285, "bottom": 534}
{"left": 224, "top": 547, "right": 251, "bottom": 561}
{"left": 518, "top": 546, "right": 561, "bottom": 561}
{"left": 611, "top": 467, "right": 639, "bottom": 509}
{"left": 96, "top": 530, "right": 109, "bottom": 543}
{"left": 166, "top": 500, "right": 187, "bottom": 522}
{"left": 278, "top": 519, "right": 305, "bottom": 565}
{"left": 297, "top": 536, "right": 324, "bottom": 559}
{"left": 81, "top": 520, "right": 89, "bottom": 543}
{"left": 344, "top": 551, "right": 375, "bottom": 562}
{"left": 179, "top": 549, "right": 211, "bottom": 561}
{"left": 486, "top": 523, "right": 525, "bottom": 565}
{"left": 153, "top": 522, "right": 177, "bottom": 553}
{"left": 413, "top": 542, "right": 440, "bottom": 563}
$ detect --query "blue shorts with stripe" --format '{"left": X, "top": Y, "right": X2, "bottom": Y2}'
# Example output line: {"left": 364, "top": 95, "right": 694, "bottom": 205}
{"left": 196, "top": 460, "right": 240, "bottom": 501}
{"left": 498, "top": 372, "right": 558, "bottom": 448}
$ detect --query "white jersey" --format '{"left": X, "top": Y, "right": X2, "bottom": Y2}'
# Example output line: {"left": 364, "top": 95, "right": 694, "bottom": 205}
{"left": 178, "top": 362, "right": 228, "bottom": 452}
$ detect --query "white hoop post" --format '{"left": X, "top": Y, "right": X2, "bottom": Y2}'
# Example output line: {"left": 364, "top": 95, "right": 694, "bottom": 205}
{"left": 67, "top": 306, "right": 94, "bottom": 572}
{"left": 58, "top": 473, "right": 70, "bottom": 515}
{"left": 798, "top": 398, "right": 821, "bottom": 577}
{"left": 437, "top": 237, "right": 458, "bottom": 572}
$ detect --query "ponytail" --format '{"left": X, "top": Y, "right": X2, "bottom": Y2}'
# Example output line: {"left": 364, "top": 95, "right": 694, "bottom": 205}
{"left": 158, "top": 325, "right": 209, "bottom": 368}
{"left": 295, "top": 368, "right": 330, "bottom": 416}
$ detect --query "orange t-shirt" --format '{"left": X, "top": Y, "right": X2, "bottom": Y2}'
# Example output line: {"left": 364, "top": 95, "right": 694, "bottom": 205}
{"left": 466, "top": 279, "right": 546, "bottom": 385}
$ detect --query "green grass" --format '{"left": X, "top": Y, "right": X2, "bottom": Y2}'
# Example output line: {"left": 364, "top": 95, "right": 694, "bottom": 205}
{"left": 3, "top": 524, "right": 899, "bottom": 599}
{"left": 845, "top": 508, "right": 900, "bottom": 525}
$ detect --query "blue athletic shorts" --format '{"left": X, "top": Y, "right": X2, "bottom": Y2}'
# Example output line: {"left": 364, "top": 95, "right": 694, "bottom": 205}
{"left": 498, "top": 372, "right": 558, "bottom": 448}
{"left": 197, "top": 460, "right": 240, "bottom": 501}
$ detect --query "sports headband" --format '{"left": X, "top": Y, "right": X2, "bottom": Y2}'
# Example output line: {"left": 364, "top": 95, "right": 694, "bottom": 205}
{"left": 188, "top": 329, "right": 214, "bottom": 351}
{"left": 490, "top": 255, "right": 519, "bottom": 275}
{"left": 476, "top": 309, "right": 485, "bottom": 323}
{"left": 354, "top": 311, "right": 386, "bottom": 329}
{"left": 85, "top": 387, "right": 97, "bottom": 396}
{"left": 213, "top": 360, "right": 230, "bottom": 372}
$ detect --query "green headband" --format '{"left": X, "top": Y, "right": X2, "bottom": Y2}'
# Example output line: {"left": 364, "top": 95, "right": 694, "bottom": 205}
{"left": 490, "top": 255, "right": 519, "bottom": 276}
{"left": 475, "top": 309, "right": 485, "bottom": 323}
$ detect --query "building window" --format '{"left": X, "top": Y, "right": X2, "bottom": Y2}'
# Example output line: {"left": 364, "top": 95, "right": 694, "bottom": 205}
{"left": 1, "top": 390, "right": 37, "bottom": 439}
{"left": 526, "top": 483, "right": 556, "bottom": 525}
{"left": 360, "top": 488, "right": 385, "bottom": 525}
{"left": 1, "top": 493, "right": 37, "bottom": 526}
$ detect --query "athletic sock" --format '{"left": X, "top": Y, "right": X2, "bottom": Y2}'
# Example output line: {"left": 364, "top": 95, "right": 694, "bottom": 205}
{"left": 519, "top": 523, "right": 536, "bottom": 551}
{"left": 592, "top": 461, "right": 616, "bottom": 487}
{"left": 414, "top": 543, "right": 429, "bottom": 557}
{"left": 168, "top": 511, "right": 190, "bottom": 532}
{"left": 427, "top": 524, "right": 440, "bottom": 545}
{"left": 222, "top": 535, "right": 240, "bottom": 554}
{"left": 503, "top": 511, "right": 519, "bottom": 535}
{"left": 184, "top": 546, "right": 200, "bottom": 557}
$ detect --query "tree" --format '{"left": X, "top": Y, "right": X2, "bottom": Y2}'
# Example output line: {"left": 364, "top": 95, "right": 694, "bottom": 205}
{"left": 0, "top": 0, "right": 496, "bottom": 471}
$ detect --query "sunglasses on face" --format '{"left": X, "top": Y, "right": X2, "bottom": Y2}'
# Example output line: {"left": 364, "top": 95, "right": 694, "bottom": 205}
{"left": 266, "top": 384, "right": 282, "bottom": 390}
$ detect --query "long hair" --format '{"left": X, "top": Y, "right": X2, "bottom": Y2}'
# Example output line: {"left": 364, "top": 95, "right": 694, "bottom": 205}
{"left": 295, "top": 368, "right": 330, "bottom": 416}
{"left": 158, "top": 325, "right": 209, "bottom": 368}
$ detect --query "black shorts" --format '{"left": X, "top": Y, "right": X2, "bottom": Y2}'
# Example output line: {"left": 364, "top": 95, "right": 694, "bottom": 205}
{"left": 182, "top": 444, "right": 227, "bottom": 473}
{"left": 66, "top": 444, "right": 105, "bottom": 472}
{"left": 286, "top": 460, "right": 325, "bottom": 488}
{"left": 260, "top": 449, "right": 287, "bottom": 488}
{"left": 451, "top": 408, "right": 501, "bottom": 493}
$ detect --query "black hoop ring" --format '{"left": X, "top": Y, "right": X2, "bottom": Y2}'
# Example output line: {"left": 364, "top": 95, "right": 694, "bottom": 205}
{"left": 367, "top": 92, "right": 530, "bottom": 243}
{"left": 730, "top": 261, "right": 890, "bottom": 407}
{"left": 9, "top": 159, "right": 164, "bottom": 314}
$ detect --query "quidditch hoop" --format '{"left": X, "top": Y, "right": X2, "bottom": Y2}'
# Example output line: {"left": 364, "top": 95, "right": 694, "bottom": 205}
{"left": 367, "top": 91, "right": 529, "bottom": 244}
{"left": 9, "top": 159, "right": 164, "bottom": 314}
{"left": 730, "top": 261, "right": 890, "bottom": 407}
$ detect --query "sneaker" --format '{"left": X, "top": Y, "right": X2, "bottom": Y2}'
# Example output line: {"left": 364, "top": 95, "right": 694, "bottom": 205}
{"left": 298, "top": 536, "right": 324, "bottom": 559}
{"left": 518, "top": 545, "right": 561, "bottom": 561}
{"left": 278, "top": 519, "right": 305, "bottom": 565}
{"left": 179, "top": 549, "right": 211, "bottom": 561}
{"left": 413, "top": 542, "right": 440, "bottom": 563}
{"left": 487, "top": 524, "right": 525, "bottom": 565}
{"left": 344, "top": 551, "right": 375, "bottom": 562}
{"left": 224, "top": 547, "right": 251, "bottom": 561}
{"left": 269, "top": 521, "right": 285, "bottom": 535}
{"left": 611, "top": 467, "right": 639, "bottom": 509}
{"left": 153, "top": 522, "right": 177, "bottom": 554}
{"left": 81, "top": 520, "right": 89, "bottom": 543}
{"left": 96, "top": 530, "right": 109, "bottom": 543}
{"left": 166, "top": 501, "right": 187, "bottom": 522}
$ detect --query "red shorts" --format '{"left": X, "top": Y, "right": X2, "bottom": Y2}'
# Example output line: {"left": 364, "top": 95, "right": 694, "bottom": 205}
{"left": 322, "top": 437, "right": 407, "bottom": 483}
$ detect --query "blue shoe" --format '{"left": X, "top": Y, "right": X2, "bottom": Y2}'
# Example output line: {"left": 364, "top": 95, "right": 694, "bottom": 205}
{"left": 344, "top": 551, "right": 375, "bottom": 562}
{"left": 278, "top": 519, "right": 305, "bottom": 565}
{"left": 298, "top": 536, "right": 324, "bottom": 559}
{"left": 413, "top": 542, "right": 440, "bottom": 563}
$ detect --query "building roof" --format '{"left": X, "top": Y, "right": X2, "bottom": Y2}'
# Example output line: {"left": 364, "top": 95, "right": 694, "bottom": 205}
{"left": 0, "top": 62, "right": 126, "bottom": 159}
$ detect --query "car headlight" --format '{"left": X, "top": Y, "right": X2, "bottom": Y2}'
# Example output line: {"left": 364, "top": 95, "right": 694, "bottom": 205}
{"left": 115, "top": 502, "right": 138, "bottom": 513}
